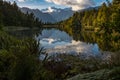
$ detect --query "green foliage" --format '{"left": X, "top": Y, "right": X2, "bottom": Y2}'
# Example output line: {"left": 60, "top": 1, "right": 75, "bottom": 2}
{"left": 9, "top": 48, "right": 37, "bottom": 80}
{"left": 0, "top": 31, "right": 17, "bottom": 50}
{"left": 0, "top": 31, "right": 43, "bottom": 80}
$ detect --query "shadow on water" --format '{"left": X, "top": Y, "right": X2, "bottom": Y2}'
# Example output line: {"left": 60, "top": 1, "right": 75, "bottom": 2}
{"left": 6, "top": 28, "right": 41, "bottom": 39}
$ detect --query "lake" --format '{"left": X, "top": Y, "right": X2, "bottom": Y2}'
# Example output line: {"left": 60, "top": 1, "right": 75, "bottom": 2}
{"left": 37, "top": 29, "right": 101, "bottom": 58}
{"left": 6, "top": 27, "right": 120, "bottom": 58}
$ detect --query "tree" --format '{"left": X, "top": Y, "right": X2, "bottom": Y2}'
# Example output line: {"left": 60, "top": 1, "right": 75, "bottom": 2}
{"left": 96, "top": 3, "right": 110, "bottom": 31}
{"left": 12, "top": 1, "right": 18, "bottom": 10}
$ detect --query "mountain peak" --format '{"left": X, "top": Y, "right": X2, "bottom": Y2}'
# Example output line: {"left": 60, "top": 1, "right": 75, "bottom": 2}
{"left": 41, "top": 7, "right": 56, "bottom": 13}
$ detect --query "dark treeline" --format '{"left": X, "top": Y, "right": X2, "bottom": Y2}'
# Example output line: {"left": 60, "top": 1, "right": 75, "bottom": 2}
{"left": 0, "top": 0, "right": 42, "bottom": 28}
{"left": 60, "top": 0, "right": 120, "bottom": 34}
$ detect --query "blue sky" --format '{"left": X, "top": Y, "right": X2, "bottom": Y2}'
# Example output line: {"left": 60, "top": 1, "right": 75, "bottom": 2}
{"left": 5, "top": 0, "right": 112, "bottom": 10}
{"left": 17, "top": 0, "right": 66, "bottom": 9}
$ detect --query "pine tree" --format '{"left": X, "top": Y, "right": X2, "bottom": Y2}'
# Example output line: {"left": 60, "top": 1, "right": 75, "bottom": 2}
{"left": 96, "top": 3, "right": 110, "bottom": 30}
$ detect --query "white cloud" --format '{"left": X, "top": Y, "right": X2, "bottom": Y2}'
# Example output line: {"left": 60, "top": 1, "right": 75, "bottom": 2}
{"left": 18, "top": 0, "right": 25, "bottom": 2}
{"left": 45, "top": 0, "right": 95, "bottom": 11}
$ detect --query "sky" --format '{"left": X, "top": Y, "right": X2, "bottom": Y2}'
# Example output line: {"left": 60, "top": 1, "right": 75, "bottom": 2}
{"left": 4, "top": 0, "right": 112, "bottom": 11}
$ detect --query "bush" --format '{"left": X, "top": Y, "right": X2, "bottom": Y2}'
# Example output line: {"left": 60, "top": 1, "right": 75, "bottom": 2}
{"left": 0, "top": 31, "right": 56, "bottom": 80}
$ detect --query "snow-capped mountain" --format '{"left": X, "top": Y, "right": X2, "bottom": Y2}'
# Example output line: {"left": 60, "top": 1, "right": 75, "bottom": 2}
{"left": 20, "top": 7, "right": 74, "bottom": 23}
{"left": 42, "top": 7, "right": 74, "bottom": 22}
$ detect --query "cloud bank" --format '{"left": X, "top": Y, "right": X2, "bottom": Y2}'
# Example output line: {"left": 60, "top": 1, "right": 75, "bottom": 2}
{"left": 45, "top": 0, "right": 95, "bottom": 11}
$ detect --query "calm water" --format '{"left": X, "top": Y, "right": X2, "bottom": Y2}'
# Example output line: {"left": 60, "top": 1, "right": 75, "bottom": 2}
{"left": 6, "top": 28, "right": 120, "bottom": 53}
{"left": 37, "top": 29, "right": 100, "bottom": 57}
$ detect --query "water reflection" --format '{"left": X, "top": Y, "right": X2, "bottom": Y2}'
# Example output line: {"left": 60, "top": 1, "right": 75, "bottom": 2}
{"left": 6, "top": 29, "right": 41, "bottom": 39}
{"left": 37, "top": 29, "right": 101, "bottom": 57}
{"left": 6, "top": 27, "right": 120, "bottom": 52}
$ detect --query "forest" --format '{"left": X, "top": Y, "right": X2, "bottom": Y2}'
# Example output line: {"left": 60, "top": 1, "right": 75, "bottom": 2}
{"left": 0, "top": 0, "right": 120, "bottom": 80}
{"left": 60, "top": 0, "right": 120, "bottom": 33}
{"left": 0, "top": 0, "right": 42, "bottom": 28}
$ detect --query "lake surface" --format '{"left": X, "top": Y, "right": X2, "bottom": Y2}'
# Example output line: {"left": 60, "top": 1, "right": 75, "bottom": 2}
{"left": 37, "top": 29, "right": 101, "bottom": 58}
{"left": 6, "top": 27, "right": 120, "bottom": 57}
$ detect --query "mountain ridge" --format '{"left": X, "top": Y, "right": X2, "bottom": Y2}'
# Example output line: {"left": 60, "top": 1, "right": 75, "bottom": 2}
{"left": 20, "top": 7, "right": 74, "bottom": 23}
